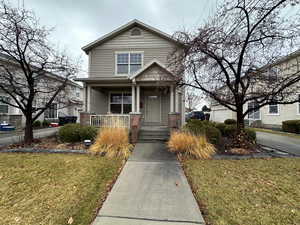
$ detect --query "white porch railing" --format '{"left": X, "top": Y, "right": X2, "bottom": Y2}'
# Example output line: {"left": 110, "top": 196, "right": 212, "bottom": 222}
{"left": 90, "top": 114, "right": 130, "bottom": 128}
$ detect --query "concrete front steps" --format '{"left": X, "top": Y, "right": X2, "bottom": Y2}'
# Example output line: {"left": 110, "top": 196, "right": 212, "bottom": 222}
{"left": 138, "top": 126, "right": 170, "bottom": 142}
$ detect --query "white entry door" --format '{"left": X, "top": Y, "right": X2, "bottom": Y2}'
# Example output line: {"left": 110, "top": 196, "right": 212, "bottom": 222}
{"left": 145, "top": 94, "right": 161, "bottom": 123}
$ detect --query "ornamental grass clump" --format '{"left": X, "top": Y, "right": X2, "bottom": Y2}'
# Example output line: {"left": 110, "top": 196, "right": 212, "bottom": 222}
{"left": 168, "top": 131, "right": 216, "bottom": 159}
{"left": 89, "top": 128, "right": 133, "bottom": 159}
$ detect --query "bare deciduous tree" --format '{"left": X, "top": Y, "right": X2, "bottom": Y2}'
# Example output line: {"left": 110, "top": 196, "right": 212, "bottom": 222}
{"left": 170, "top": 0, "right": 300, "bottom": 146}
{"left": 0, "top": 1, "right": 79, "bottom": 144}
{"left": 185, "top": 87, "right": 202, "bottom": 112}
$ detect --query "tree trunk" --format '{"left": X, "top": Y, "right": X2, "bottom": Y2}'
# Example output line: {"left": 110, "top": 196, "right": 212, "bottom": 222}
{"left": 24, "top": 116, "right": 33, "bottom": 144}
{"left": 236, "top": 105, "right": 245, "bottom": 134}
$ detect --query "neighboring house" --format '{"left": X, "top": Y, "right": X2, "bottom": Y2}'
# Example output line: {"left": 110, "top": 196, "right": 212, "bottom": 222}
{"left": 210, "top": 50, "right": 300, "bottom": 129}
{"left": 0, "top": 53, "right": 83, "bottom": 127}
{"left": 76, "top": 20, "right": 185, "bottom": 130}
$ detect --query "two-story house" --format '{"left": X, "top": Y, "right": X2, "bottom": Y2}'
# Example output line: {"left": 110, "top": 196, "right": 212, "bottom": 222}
{"left": 76, "top": 20, "right": 185, "bottom": 133}
{"left": 210, "top": 50, "right": 300, "bottom": 129}
{"left": 0, "top": 53, "right": 83, "bottom": 128}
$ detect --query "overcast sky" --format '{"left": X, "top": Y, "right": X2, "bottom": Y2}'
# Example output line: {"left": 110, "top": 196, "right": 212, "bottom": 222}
{"left": 12, "top": 0, "right": 218, "bottom": 77}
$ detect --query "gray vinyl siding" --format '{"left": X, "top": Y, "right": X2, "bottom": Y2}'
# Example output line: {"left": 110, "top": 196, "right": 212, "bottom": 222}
{"left": 89, "top": 26, "right": 177, "bottom": 77}
{"left": 90, "top": 87, "right": 108, "bottom": 114}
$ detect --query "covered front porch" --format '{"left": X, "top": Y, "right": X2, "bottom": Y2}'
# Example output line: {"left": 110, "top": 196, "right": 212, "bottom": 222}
{"left": 85, "top": 83, "right": 182, "bottom": 128}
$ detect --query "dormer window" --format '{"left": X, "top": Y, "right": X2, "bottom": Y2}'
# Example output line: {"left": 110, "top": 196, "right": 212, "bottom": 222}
{"left": 131, "top": 28, "right": 141, "bottom": 36}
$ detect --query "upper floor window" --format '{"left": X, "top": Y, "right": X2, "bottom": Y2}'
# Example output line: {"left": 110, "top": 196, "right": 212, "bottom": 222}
{"left": 268, "top": 67, "right": 279, "bottom": 83}
{"left": 0, "top": 96, "right": 9, "bottom": 114}
{"left": 116, "top": 52, "right": 143, "bottom": 75}
{"left": 131, "top": 28, "right": 141, "bottom": 36}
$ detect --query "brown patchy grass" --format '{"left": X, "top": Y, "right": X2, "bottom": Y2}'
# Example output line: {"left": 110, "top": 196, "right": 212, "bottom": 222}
{"left": 0, "top": 137, "right": 86, "bottom": 151}
{"left": 183, "top": 158, "right": 300, "bottom": 225}
{"left": 0, "top": 153, "right": 122, "bottom": 225}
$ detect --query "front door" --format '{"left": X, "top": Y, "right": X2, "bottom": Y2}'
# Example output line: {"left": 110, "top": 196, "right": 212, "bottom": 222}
{"left": 144, "top": 93, "right": 161, "bottom": 123}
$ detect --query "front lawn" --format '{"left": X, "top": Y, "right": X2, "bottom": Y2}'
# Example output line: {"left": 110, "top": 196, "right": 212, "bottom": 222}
{"left": 0, "top": 153, "right": 122, "bottom": 225}
{"left": 183, "top": 158, "right": 300, "bottom": 225}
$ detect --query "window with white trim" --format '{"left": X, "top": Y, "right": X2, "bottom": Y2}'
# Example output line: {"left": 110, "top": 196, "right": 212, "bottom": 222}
{"left": 110, "top": 93, "right": 132, "bottom": 114}
{"left": 248, "top": 101, "right": 260, "bottom": 120}
{"left": 44, "top": 103, "right": 58, "bottom": 119}
{"left": 116, "top": 52, "right": 142, "bottom": 75}
{"left": 0, "top": 96, "right": 9, "bottom": 114}
{"left": 269, "top": 98, "right": 279, "bottom": 115}
{"left": 268, "top": 103, "right": 279, "bottom": 114}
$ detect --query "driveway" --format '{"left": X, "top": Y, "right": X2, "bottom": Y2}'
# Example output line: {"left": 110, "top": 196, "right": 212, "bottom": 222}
{"left": 0, "top": 127, "right": 59, "bottom": 146}
{"left": 93, "top": 142, "right": 205, "bottom": 225}
{"left": 256, "top": 131, "right": 300, "bottom": 156}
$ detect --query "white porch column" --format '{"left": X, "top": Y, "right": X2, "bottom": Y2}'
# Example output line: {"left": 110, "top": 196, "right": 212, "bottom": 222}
{"left": 87, "top": 85, "right": 91, "bottom": 112}
{"left": 131, "top": 85, "right": 136, "bottom": 113}
{"left": 136, "top": 85, "right": 140, "bottom": 113}
{"left": 175, "top": 88, "right": 179, "bottom": 113}
{"left": 170, "top": 85, "right": 174, "bottom": 113}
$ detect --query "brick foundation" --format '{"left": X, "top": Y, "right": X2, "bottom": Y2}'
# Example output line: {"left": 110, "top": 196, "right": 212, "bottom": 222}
{"left": 130, "top": 113, "right": 142, "bottom": 143}
{"left": 80, "top": 112, "right": 93, "bottom": 126}
{"left": 168, "top": 113, "right": 180, "bottom": 132}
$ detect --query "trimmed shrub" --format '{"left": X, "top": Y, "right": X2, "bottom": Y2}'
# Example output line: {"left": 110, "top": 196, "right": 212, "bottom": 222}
{"left": 32, "top": 120, "right": 41, "bottom": 128}
{"left": 168, "top": 131, "right": 216, "bottom": 159}
{"left": 282, "top": 120, "right": 300, "bottom": 134}
{"left": 79, "top": 125, "right": 98, "bottom": 141}
{"left": 216, "top": 123, "right": 227, "bottom": 136}
{"left": 224, "top": 119, "right": 237, "bottom": 125}
{"left": 58, "top": 124, "right": 97, "bottom": 143}
{"left": 245, "top": 128, "right": 256, "bottom": 142}
{"left": 223, "top": 124, "right": 237, "bottom": 137}
{"left": 42, "top": 120, "right": 50, "bottom": 127}
{"left": 220, "top": 124, "right": 256, "bottom": 141}
{"left": 184, "top": 120, "right": 221, "bottom": 145}
{"left": 89, "top": 128, "right": 133, "bottom": 159}
{"left": 203, "top": 126, "right": 222, "bottom": 145}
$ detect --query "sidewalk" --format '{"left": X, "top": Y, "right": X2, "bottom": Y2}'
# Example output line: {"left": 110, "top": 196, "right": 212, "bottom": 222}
{"left": 256, "top": 131, "right": 300, "bottom": 156}
{"left": 93, "top": 142, "right": 205, "bottom": 225}
{"left": 0, "top": 127, "right": 59, "bottom": 146}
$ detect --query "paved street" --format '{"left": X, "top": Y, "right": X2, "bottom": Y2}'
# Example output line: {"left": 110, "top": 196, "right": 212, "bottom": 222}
{"left": 256, "top": 131, "right": 300, "bottom": 156}
{"left": 93, "top": 142, "right": 205, "bottom": 225}
{"left": 0, "top": 127, "right": 59, "bottom": 146}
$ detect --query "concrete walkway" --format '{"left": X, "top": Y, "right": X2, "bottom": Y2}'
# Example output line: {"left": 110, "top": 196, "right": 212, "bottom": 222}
{"left": 0, "top": 127, "right": 59, "bottom": 146}
{"left": 93, "top": 142, "right": 205, "bottom": 225}
{"left": 256, "top": 131, "right": 300, "bottom": 156}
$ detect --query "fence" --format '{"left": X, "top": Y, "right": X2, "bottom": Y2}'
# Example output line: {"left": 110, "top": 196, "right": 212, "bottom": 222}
{"left": 90, "top": 114, "right": 130, "bottom": 128}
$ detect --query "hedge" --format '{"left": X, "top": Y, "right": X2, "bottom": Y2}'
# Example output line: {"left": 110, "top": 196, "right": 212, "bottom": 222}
{"left": 215, "top": 122, "right": 256, "bottom": 142}
{"left": 282, "top": 120, "right": 300, "bottom": 134}
{"left": 224, "top": 119, "right": 237, "bottom": 125}
{"left": 58, "top": 124, "right": 98, "bottom": 143}
{"left": 183, "top": 120, "right": 221, "bottom": 145}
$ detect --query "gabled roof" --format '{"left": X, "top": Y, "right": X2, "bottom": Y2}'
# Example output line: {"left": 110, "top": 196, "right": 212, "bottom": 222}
{"left": 82, "top": 19, "right": 184, "bottom": 53}
{"left": 129, "top": 59, "right": 175, "bottom": 80}
{"left": 0, "top": 52, "right": 82, "bottom": 88}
